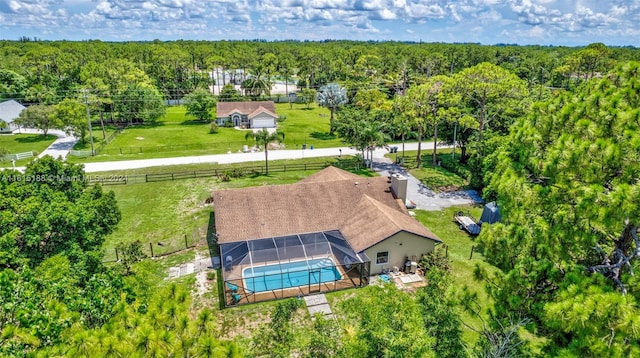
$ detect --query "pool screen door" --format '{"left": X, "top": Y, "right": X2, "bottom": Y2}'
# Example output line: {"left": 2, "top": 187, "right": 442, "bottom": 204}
{"left": 309, "top": 269, "right": 321, "bottom": 293}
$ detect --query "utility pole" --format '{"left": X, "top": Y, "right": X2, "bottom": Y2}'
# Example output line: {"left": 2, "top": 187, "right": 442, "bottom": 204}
{"left": 83, "top": 90, "right": 95, "bottom": 156}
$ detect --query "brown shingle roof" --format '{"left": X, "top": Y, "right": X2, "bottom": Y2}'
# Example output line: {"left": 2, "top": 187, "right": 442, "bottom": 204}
{"left": 297, "top": 165, "right": 363, "bottom": 184}
{"left": 340, "top": 195, "right": 441, "bottom": 252}
{"left": 212, "top": 166, "right": 441, "bottom": 250}
{"left": 216, "top": 101, "right": 276, "bottom": 118}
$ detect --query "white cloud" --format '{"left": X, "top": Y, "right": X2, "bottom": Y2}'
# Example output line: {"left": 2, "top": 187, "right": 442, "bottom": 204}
{"left": 0, "top": 0, "right": 636, "bottom": 45}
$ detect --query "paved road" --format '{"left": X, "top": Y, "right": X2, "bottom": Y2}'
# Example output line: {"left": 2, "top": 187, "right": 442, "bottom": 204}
{"left": 9, "top": 139, "right": 481, "bottom": 209}
{"left": 80, "top": 142, "right": 430, "bottom": 172}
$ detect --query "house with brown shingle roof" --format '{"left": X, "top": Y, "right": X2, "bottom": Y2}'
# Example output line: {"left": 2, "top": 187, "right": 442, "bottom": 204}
{"left": 216, "top": 101, "right": 277, "bottom": 128}
{"left": 212, "top": 166, "right": 442, "bottom": 306}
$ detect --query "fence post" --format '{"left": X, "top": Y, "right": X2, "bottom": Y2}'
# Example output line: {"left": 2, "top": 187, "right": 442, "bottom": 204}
{"left": 445, "top": 244, "right": 449, "bottom": 258}
{"left": 185, "top": 234, "right": 188, "bottom": 249}
{"left": 469, "top": 245, "right": 474, "bottom": 260}
{"left": 150, "top": 242, "right": 154, "bottom": 257}
{"left": 115, "top": 248, "right": 119, "bottom": 261}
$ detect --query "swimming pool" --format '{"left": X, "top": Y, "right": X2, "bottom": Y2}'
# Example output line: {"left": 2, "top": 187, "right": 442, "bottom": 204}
{"left": 243, "top": 258, "right": 341, "bottom": 292}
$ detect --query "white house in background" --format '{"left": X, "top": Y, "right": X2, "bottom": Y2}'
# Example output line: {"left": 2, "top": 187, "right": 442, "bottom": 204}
{"left": 0, "top": 100, "right": 25, "bottom": 133}
{"left": 216, "top": 101, "right": 277, "bottom": 129}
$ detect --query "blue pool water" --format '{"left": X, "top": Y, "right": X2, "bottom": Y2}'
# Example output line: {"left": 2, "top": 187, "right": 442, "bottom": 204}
{"left": 243, "top": 258, "right": 340, "bottom": 292}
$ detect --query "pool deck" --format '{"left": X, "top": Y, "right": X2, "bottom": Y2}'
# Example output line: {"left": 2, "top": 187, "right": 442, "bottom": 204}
{"left": 224, "top": 264, "right": 366, "bottom": 306}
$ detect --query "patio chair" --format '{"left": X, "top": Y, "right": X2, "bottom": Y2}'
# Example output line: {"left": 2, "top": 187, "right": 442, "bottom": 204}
{"left": 231, "top": 293, "right": 242, "bottom": 304}
{"left": 226, "top": 282, "right": 239, "bottom": 293}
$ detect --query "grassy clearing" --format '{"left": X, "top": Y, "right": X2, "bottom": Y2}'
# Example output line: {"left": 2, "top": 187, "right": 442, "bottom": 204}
{"left": 275, "top": 102, "right": 343, "bottom": 148}
{"left": 413, "top": 206, "right": 497, "bottom": 346}
{"left": 72, "top": 125, "right": 119, "bottom": 151}
{"left": 70, "top": 103, "right": 342, "bottom": 163}
{"left": 0, "top": 133, "right": 57, "bottom": 167}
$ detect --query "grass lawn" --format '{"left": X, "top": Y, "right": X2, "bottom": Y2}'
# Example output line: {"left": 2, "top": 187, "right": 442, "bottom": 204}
{"left": 69, "top": 103, "right": 343, "bottom": 163}
{"left": 72, "top": 125, "right": 119, "bottom": 151}
{"left": 0, "top": 133, "right": 57, "bottom": 168}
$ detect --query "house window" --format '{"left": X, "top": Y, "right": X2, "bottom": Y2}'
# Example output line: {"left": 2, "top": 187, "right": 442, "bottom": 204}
{"left": 376, "top": 251, "right": 389, "bottom": 265}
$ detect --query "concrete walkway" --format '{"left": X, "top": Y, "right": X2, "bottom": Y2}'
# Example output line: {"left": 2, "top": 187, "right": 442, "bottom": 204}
{"left": 304, "top": 294, "right": 334, "bottom": 318}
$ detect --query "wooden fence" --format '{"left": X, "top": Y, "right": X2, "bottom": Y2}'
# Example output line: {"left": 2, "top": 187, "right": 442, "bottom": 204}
{"left": 88, "top": 161, "right": 358, "bottom": 186}
{"left": 102, "top": 228, "right": 202, "bottom": 263}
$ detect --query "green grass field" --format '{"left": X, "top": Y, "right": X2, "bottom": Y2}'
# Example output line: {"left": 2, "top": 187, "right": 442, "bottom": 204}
{"left": 0, "top": 133, "right": 57, "bottom": 167}
{"left": 72, "top": 125, "right": 119, "bottom": 151}
{"left": 69, "top": 103, "right": 344, "bottom": 163}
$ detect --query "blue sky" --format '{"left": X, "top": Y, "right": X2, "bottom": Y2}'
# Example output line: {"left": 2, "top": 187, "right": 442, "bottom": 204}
{"left": 0, "top": 0, "right": 638, "bottom": 46}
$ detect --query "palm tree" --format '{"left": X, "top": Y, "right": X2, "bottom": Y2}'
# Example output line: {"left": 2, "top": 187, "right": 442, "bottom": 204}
{"left": 245, "top": 128, "right": 285, "bottom": 175}
{"left": 316, "top": 83, "right": 347, "bottom": 135}
{"left": 392, "top": 113, "right": 417, "bottom": 165}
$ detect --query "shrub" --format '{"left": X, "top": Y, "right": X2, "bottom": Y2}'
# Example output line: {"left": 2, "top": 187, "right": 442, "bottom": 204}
{"left": 223, "top": 120, "right": 234, "bottom": 128}
{"left": 418, "top": 245, "right": 450, "bottom": 272}
{"left": 277, "top": 115, "right": 287, "bottom": 123}
{"left": 206, "top": 271, "right": 216, "bottom": 280}
{"left": 209, "top": 122, "right": 219, "bottom": 134}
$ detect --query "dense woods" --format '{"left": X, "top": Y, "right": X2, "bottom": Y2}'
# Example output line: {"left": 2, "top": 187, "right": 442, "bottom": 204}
{"left": 2, "top": 40, "right": 640, "bottom": 356}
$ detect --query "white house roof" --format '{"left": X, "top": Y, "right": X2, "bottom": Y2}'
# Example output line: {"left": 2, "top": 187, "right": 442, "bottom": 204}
{"left": 0, "top": 100, "right": 26, "bottom": 124}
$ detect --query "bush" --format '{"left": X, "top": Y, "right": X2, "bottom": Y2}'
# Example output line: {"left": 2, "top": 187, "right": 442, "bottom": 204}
{"left": 439, "top": 155, "right": 472, "bottom": 181}
{"left": 277, "top": 115, "right": 287, "bottom": 123}
{"left": 206, "top": 271, "right": 216, "bottom": 280}
{"left": 223, "top": 120, "right": 234, "bottom": 128}
{"left": 418, "top": 245, "right": 450, "bottom": 272}
{"left": 209, "top": 122, "right": 219, "bottom": 134}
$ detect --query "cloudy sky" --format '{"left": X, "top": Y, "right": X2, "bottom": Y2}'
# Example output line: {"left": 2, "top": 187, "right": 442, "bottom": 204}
{"left": 0, "top": 0, "right": 638, "bottom": 46}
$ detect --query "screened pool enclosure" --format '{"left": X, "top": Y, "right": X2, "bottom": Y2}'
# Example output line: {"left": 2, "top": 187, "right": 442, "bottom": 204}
{"left": 219, "top": 230, "right": 370, "bottom": 306}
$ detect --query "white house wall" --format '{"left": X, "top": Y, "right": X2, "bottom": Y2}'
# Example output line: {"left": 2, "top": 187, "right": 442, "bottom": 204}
{"left": 363, "top": 231, "right": 436, "bottom": 275}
